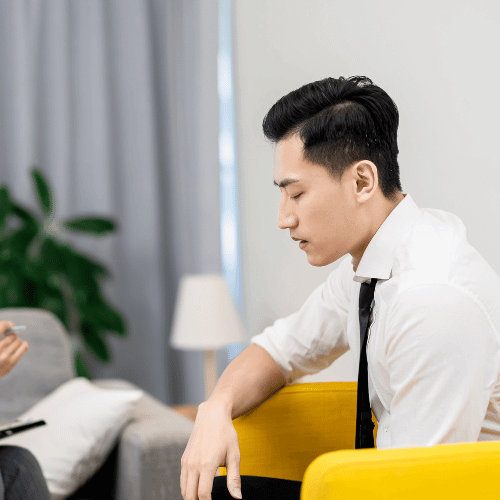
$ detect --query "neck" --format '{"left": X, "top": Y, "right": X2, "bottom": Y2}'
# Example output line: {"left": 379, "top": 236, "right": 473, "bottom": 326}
{"left": 351, "top": 192, "right": 406, "bottom": 271}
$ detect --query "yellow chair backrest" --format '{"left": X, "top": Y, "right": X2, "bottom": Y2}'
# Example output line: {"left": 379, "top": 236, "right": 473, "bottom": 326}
{"left": 219, "top": 381, "right": 376, "bottom": 481}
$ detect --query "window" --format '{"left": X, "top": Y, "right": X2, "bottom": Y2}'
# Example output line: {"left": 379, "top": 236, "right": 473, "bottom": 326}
{"left": 218, "top": 0, "right": 245, "bottom": 361}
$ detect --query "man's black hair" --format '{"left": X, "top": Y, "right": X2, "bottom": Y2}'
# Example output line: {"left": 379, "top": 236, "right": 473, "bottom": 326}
{"left": 262, "top": 76, "right": 403, "bottom": 200}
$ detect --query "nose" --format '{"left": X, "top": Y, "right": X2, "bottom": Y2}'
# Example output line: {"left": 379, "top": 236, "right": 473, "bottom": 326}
{"left": 277, "top": 199, "right": 298, "bottom": 230}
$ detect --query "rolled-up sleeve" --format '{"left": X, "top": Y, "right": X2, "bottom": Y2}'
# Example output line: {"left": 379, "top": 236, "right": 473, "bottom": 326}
{"left": 385, "top": 283, "right": 500, "bottom": 448}
{"left": 250, "top": 255, "right": 353, "bottom": 385}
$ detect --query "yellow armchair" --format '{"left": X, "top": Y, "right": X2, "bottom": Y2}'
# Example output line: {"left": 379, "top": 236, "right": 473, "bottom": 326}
{"left": 218, "top": 381, "right": 500, "bottom": 499}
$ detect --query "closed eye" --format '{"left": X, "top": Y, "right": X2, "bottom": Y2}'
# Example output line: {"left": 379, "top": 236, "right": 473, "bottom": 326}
{"left": 292, "top": 193, "right": 302, "bottom": 200}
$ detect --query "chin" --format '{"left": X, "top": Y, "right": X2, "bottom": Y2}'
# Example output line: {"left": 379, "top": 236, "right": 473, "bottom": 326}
{"left": 307, "top": 250, "right": 344, "bottom": 267}
{"left": 306, "top": 254, "right": 331, "bottom": 267}
{"left": 308, "top": 261, "right": 327, "bottom": 267}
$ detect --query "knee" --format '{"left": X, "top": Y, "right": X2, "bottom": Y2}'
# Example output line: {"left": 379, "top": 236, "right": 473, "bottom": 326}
{"left": 0, "top": 446, "right": 38, "bottom": 465}
{"left": 0, "top": 446, "right": 43, "bottom": 476}
{"left": 0, "top": 445, "right": 50, "bottom": 500}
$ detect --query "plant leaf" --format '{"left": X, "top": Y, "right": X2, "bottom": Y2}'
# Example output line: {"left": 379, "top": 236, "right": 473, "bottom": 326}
{"left": 68, "top": 249, "right": 109, "bottom": 280}
{"left": 56, "top": 247, "right": 108, "bottom": 307}
{"left": 0, "top": 186, "right": 11, "bottom": 233}
{"left": 11, "top": 203, "right": 40, "bottom": 227}
{"left": 80, "top": 297, "right": 127, "bottom": 337}
{"left": 0, "top": 265, "right": 24, "bottom": 307}
{"left": 20, "top": 258, "right": 43, "bottom": 283}
{"left": 74, "top": 350, "right": 91, "bottom": 379}
{"left": 31, "top": 168, "right": 53, "bottom": 218}
{"left": 40, "top": 237, "right": 67, "bottom": 275}
{"left": 63, "top": 217, "right": 116, "bottom": 236}
{"left": 81, "top": 322, "right": 111, "bottom": 362}
{"left": 41, "top": 241, "right": 108, "bottom": 297}
{"left": 4, "top": 204, "right": 40, "bottom": 254}
{"left": 37, "top": 285, "right": 68, "bottom": 326}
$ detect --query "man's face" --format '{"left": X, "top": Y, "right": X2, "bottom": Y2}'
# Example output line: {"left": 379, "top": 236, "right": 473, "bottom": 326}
{"left": 273, "top": 134, "right": 365, "bottom": 267}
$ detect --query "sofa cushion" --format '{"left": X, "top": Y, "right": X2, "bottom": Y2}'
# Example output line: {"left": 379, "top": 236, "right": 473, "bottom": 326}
{"left": 0, "top": 377, "right": 143, "bottom": 499}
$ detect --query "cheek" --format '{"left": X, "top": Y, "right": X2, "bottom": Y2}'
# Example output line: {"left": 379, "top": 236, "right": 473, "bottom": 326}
{"left": 314, "top": 205, "right": 353, "bottom": 254}
{"left": 303, "top": 191, "right": 351, "bottom": 240}
{"left": 319, "top": 202, "right": 348, "bottom": 232}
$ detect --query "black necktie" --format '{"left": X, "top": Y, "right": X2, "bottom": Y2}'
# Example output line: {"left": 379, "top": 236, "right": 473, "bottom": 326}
{"left": 355, "top": 278, "right": 378, "bottom": 449}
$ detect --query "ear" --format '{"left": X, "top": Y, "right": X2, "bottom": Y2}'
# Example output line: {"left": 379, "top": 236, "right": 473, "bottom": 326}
{"left": 353, "top": 160, "right": 378, "bottom": 202}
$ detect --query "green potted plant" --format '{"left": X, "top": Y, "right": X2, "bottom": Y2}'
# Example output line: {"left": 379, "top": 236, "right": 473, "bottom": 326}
{"left": 0, "top": 167, "right": 127, "bottom": 377}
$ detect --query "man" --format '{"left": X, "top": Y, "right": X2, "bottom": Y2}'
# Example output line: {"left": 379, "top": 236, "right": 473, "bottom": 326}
{"left": 180, "top": 76, "right": 500, "bottom": 500}
{"left": 0, "top": 321, "right": 51, "bottom": 500}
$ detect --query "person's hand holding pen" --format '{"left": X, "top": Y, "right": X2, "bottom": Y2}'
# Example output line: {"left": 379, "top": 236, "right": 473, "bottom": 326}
{"left": 0, "top": 321, "right": 29, "bottom": 378}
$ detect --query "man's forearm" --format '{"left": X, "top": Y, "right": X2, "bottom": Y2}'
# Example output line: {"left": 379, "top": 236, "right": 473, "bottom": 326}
{"left": 202, "top": 343, "right": 287, "bottom": 420}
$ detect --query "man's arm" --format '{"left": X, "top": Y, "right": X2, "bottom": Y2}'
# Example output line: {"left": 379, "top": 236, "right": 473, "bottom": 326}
{"left": 203, "top": 343, "right": 287, "bottom": 419}
{"left": 249, "top": 254, "right": 353, "bottom": 385}
{"left": 181, "top": 344, "right": 286, "bottom": 500}
{"left": 385, "top": 284, "right": 499, "bottom": 447}
{"left": 199, "top": 252, "right": 351, "bottom": 417}
{"left": 205, "top": 253, "right": 354, "bottom": 418}
{"left": 181, "top": 257, "right": 353, "bottom": 500}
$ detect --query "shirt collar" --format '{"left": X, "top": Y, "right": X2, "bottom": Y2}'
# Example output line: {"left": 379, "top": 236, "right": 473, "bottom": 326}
{"left": 353, "top": 193, "right": 422, "bottom": 283}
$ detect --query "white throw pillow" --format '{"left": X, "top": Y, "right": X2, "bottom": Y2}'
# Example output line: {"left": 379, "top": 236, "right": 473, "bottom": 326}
{"left": 0, "top": 377, "right": 143, "bottom": 500}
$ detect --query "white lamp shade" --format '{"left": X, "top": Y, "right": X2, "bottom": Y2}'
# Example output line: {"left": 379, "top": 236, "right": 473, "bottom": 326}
{"left": 169, "top": 274, "right": 246, "bottom": 350}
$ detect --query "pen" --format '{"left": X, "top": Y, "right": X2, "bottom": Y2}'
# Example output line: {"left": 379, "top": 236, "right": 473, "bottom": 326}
{"left": 0, "top": 420, "right": 46, "bottom": 439}
{"left": 1, "top": 326, "right": 27, "bottom": 340}
{"left": 3, "top": 326, "right": 26, "bottom": 335}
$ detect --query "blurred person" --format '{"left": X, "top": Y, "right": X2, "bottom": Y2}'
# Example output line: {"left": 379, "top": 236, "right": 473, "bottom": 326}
{"left": 0, "top": 321, "right": 51, "bottom": 500}
{"left": 181, "top": 76, "right": 500, "bottom": 500}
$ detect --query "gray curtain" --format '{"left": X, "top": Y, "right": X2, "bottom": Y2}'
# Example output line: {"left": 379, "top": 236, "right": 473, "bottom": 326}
{"left": 0, "top": 0, "right": 221, "bottom": 405}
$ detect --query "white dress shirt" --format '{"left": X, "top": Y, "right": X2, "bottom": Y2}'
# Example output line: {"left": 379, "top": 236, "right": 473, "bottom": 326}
{"left": 250, "top": 193, "right": 500, "bottom": 449}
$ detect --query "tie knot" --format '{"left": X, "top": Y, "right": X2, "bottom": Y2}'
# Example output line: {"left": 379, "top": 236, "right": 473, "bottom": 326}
{"left": 359, "top": 278, "right": 377, "bottom": 309}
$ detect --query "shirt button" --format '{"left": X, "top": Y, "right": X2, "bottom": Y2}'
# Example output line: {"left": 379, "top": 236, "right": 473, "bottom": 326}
{"left": 383, "top": 426, "right": 390, "bottom": 432}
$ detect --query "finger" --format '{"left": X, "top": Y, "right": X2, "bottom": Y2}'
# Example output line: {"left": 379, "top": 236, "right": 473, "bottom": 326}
{"left": 225, "top": 452, "right": 242, "bottom": 499}
{"left": 12, "top": 340, "right": 29, "bottom": 360}
{"left": 2, "top": 337, "right": 23, "bottom": 355}
{"left": 0, "top": 332, "right": 17, "bottom": 346}
{"left": 197, "top": 463, "right": 221, "bottom": 500}
{"left": 3, "top": 339, "right": 27, "bottom": 364}
{"left": 0, "top": 339, "right": 26, "bottom": 377}
{"left": 185, "top": 467, "right": 200, "bottom": 500}
{"left": 3, "top": 341, "right": 29, "bottom": 371}
{"left": 0, "top": 321, "right": 15, "bottom": 335}
{"left": 0, "top": 338, "right": 22, "bottom": 359}
{"left": 180, "top": 455, "right": 188, "bottom": 498}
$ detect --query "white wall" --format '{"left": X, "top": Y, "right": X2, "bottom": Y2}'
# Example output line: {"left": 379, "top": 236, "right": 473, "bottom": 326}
{"left": 233, "top": 0, "right": 500, "bottom": 382}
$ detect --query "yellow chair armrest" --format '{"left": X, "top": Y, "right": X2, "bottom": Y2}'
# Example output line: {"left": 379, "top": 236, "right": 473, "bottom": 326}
{"left": 301, "top": 441, "right": 500, "bottom": 500}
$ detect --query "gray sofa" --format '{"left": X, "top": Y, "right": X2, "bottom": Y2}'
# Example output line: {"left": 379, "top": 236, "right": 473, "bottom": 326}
{"left": 0, "top": 308, "right": 195, "bottom": 500}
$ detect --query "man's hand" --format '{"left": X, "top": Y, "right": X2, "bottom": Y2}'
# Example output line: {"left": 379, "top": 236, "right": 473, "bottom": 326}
{"left": 0, "top": 321, "right": 29, "bottom": 378}
{"left": 181, "top": 400, "right": 242, "bottom": 500}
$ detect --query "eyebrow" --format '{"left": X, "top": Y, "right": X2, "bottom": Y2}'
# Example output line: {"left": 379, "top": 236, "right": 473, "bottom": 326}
{"left": 273, "top": 178, "right": 300, "bottom": 188}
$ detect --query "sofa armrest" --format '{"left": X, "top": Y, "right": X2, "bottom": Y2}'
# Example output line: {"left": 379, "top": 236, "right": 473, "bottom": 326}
{"left": 115, "top": 415, "right": 193, "bottom": 500}
{"left": 93, "top": 378, "right": 194, "bottom": 500}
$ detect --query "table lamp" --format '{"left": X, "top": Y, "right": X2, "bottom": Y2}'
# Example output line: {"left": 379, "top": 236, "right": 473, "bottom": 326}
{"left": 170, "top": 273, "right": 246, "bottom": 402}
